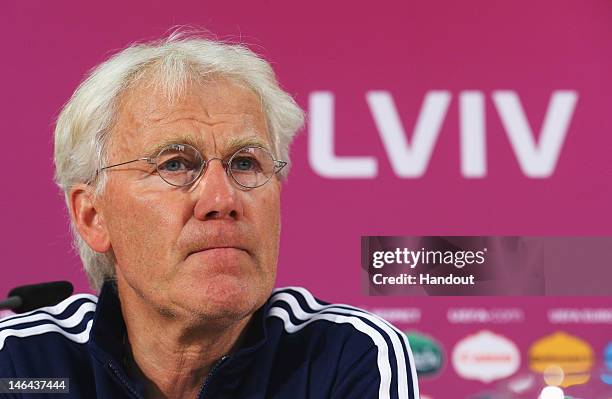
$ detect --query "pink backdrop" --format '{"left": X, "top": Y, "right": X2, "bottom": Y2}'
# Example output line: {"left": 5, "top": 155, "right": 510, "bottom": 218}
{"left": 2, "top": 1, "right": 612, "bottom": 397}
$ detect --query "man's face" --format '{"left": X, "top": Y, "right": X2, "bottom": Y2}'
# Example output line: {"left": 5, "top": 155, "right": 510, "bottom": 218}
{"left": 97, "top": 77, "right": 280, "bottom": 323}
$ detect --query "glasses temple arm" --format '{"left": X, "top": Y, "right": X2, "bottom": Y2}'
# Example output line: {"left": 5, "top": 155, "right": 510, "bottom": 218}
{"left": 98, "top": 157, "right": 152, "bottom": 172}
{"left": 274, "top": 160, "right": 288, "bottom": 173}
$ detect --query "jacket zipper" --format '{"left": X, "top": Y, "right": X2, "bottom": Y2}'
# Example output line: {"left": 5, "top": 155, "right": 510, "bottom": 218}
{"left": 108, "top": 362, "right": 144, "bottom": 399}
{"left": 197, "top": 355, "right": 228, "bottom": 399}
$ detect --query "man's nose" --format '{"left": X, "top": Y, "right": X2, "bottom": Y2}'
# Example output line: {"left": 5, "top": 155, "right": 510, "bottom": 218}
{"left": 191, "top": 159, "right": 243, "bottom": 221}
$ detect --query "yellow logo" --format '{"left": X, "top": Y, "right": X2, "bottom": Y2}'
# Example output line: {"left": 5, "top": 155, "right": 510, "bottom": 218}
{"left": 529, "top": 331, "right": 593, "bottom": 387}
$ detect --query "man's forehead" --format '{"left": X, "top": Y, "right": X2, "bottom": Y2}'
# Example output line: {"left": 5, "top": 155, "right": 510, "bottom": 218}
{"left": 118, "top": 76, "right": 264, "bottom": 123}
{"left": 112, "top": 77, "right": 271, "bottom": 154}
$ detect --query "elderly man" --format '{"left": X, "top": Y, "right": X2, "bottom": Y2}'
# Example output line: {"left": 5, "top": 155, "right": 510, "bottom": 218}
{"left": 0, "top": 33, "right": 419, "bottom": 399}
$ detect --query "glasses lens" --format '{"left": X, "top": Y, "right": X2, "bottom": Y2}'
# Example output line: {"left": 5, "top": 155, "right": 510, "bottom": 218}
{"left": 229, "top": 147, "right": 276, "bottom": 188}
{"left": 156, "top": 144, "right": 203, "bottom": 186}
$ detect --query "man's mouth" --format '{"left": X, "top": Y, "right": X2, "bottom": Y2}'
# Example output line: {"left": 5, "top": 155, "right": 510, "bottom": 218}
{"left": 187, "top": 246, "right": 249, "bottom": 258}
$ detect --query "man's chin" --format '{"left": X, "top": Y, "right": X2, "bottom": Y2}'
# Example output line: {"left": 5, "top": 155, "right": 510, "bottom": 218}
{"left": 170, "top": 276, "right": 265, "bottom": 321}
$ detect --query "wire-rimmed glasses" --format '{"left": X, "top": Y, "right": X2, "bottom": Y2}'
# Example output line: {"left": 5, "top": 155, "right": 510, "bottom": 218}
{"left": 95, "top": 143, "right": 287, "bottom": 189}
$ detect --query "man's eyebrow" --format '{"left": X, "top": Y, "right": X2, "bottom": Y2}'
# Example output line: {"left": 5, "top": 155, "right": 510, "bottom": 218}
{"left": 141, "top": 134, "right": 272, "bottom": 159}
{"left": 225, "top": 135, "right": 272, "bottom": 153}
{"left": 142, "top": 136, "right": 205, "bottom": 159}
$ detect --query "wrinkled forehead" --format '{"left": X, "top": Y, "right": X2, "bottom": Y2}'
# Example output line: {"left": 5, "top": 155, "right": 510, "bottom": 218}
{"left": 108, "top": 75, "right": 271, "bottom": 159}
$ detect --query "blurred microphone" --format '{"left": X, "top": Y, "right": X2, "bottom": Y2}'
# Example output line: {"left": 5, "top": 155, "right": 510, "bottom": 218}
{"left": 0, "top": 281, "right": 74, "bottom": 314}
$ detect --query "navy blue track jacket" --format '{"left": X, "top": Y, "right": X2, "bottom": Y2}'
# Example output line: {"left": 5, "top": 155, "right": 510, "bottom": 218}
{"left": 0, "top": 282, "right": 419, "bottom": 398}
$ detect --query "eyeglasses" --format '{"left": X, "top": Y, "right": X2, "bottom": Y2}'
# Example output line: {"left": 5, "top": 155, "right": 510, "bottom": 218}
{"left": 95, "top": 143, "right": 287, "bottom": 189}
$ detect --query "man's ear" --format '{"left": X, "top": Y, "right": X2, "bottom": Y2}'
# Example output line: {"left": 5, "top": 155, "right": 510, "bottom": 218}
{"left": 69, "top": 184, "right": 111, "bottom": 253}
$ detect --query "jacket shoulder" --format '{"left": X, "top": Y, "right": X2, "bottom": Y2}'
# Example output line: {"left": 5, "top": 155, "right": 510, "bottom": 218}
{"left": 266, "top": 287, "right": 420, "bottom": 398}
{"left": 267, "top": 286, "right": 403, "bottom": 346}
{"left": 0, "top": 293, "right": 98, "bottom": 354}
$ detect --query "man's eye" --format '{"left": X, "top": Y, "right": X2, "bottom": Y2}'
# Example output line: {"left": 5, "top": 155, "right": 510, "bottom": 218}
{"left": 231, "top": 157, "right": 261, "bottom": 172}
{"left": 159, "top": 157, "right": 193, "bottom": 172}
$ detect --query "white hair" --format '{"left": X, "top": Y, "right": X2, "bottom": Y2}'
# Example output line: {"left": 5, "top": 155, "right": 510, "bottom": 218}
{"left": 53, "top": 31, "right": 305, "bottom": 292}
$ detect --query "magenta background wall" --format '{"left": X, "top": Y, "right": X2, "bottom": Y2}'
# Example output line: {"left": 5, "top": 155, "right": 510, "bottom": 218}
{"left": 2, "top": 1, "right": 612, "bottom": 397}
